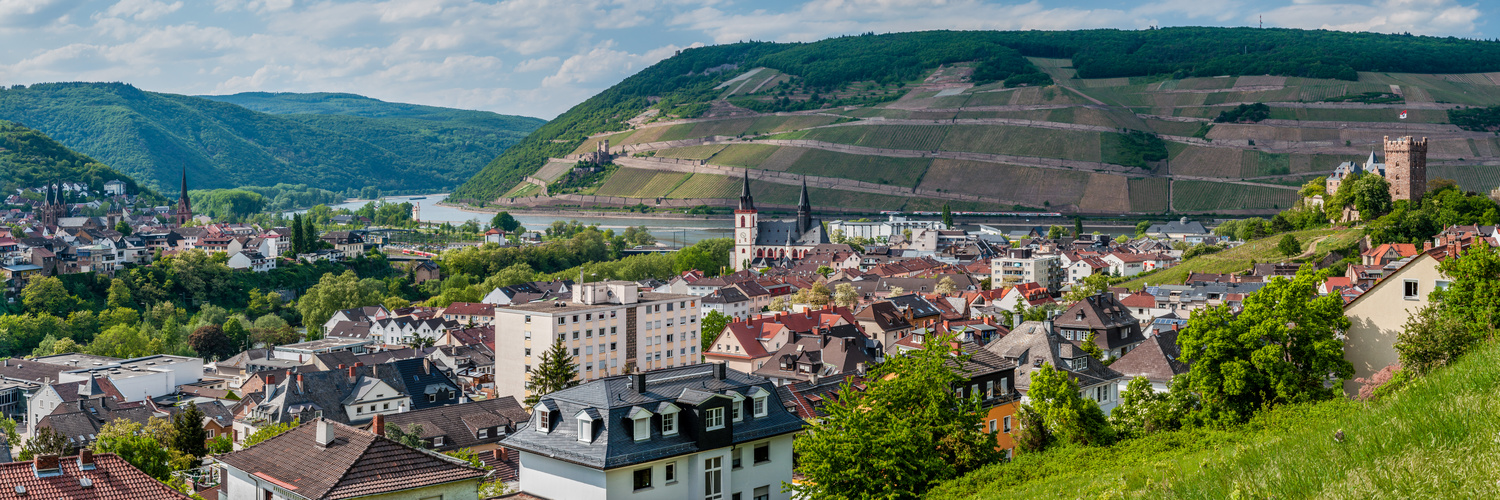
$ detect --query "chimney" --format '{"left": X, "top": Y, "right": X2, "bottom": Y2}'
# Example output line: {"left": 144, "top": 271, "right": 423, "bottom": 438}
{"left": 34, "top": 455, "right": 60, "bottom": 476}
{"left": 372, "top": 414, "right": 385, "bottom": 437}
{"left": 265, "top": 374, "right": 276, "bottom": 385}
{"left": 713, "top": 363, "right": 727, "bottom": 380}
{"left": 296, "top": 374, "right": 304, "bottom": 394}
{"left": 856, "top": 362, "right": 866, "bottom": 376}
{"left": 337, "top": 364, "right": 345, "bottom": 370}
{"left": 810, "top": 372, "right": 820, "bottom": 385}
{"left": 423, "top": 359, "right": 431, "bottom": 375}
{"left": 316, "top": 419, "right": 335, "bottom": 448}
{"left": 499, "top": 447, "right": 510, "bottom": 462}
{"left": 77, "top": 449, "right": 95, "bottom": 470}
{"left": 348, "top": 366, "right": 356, "bottom": 382}
{"left": 633, "top": 373, "right": 648, "bottom": 393}
{"left": 355, "top": 362, "right": 364, "bottom": 368}
{"left": 950, "top": 340, "right": 962, "bottom": 352}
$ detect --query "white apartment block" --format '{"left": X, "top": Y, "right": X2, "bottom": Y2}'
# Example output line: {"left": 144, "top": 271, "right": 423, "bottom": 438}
{"left": 493, "top": 281, "right": 703, "bottom": 401}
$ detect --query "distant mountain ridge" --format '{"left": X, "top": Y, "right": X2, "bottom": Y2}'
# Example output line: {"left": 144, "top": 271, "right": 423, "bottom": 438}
{"left": 0, "top": 83, "right": 545, "bottom": 194}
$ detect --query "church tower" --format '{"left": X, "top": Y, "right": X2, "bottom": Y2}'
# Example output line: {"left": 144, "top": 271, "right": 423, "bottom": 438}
{"left": 175, "top": 168, "right": 193, "bottom": 226}
{"left": 796, "top": 179, "right": 812, "bottom": 236}
{"left": 733, "top": 171, "right": 758, "bottom": 271}
{"left": 1384, "top": 136, "right": 1427, "bottom": 202}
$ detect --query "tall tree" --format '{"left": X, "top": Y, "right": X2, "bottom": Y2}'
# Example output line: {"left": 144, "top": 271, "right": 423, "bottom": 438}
{"left": 935, "top": 276, "right": 958, "bottom": 296}
{"left": 1277, "top": 234, "right": 1302, "bottom": 256}
{"left": 188, "top": 325, "right": 235, "bottom": 360}
{"left": 941, "top": 203, "right": 953, "bottom": 228}
{"left": 1025, "top": 362, "right": 1114, "bottom": 446}
{"left": 292, "top": 213, "right": 305, "bottom": 254}
{"left": 491, "top": 211, "right": 521, "bottom": 232}
{"left": 700, "top": 310, "right": 731, "bottom": 354}
{"left": 790, "top": 333, "right": 1001, "bottom": 500}
{"left": 106, "top": 278, "right": 133, "bottom": 309}
{"left": 172, "top": 403, "right": 209, "bottom": 459}
{"left": 525, "top": 338, "right": 578, "bottom": 406}
{"left": 1073, "top": 216, "right": 1084, "bottom": 238}
{"left": 833, "top": 283, "right": 860, "bottom": 307}
{"left": 22, "top": 276, "right": 77, "bottom": 315}
{"left": 1177, "top": 270, "right": 1353, "bottom": 423}
{"left": 296, "top": 271, "right": 387, "bottom": 338}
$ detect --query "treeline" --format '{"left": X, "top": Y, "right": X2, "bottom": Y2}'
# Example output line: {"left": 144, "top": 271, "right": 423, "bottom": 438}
{"left": 457, "top": 27, "right": 1500, "bottom": 201}
{"left": 189, "top": 184, "right": 345, "bottom": 221}
{"left": 1448, "top": 105, "right": 1500, "bottom": 132}
{"left": 1214, "top": 103, "right": 1271, "bottom": 123}
{"left": 0, "top": 120, "right": 159, "bottom": 200}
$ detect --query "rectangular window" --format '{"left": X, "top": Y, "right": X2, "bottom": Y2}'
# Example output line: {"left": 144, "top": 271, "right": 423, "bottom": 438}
{"left": 753, "top": 397, "right": 766, "bottom": 417}
{"left": 525, "top": 348, "right": 531, "bottom": 356}
{"left": 525, "top": 331, "right": 531, "bottom": 339}
{"left": 706, "top": 407, "right": 725, "bottom": 430}
{"left": 1436, "top": 280, "right": 1451, "bottom": 291}
{"left": 524, "top": 315, "right": 531, "bottom": 324}
{"left": 586, "top": 329, "right": 593, "bottom": 338}
{"left": 611, "top": 326, "right": 618, "bottom": 334}
{"left": 428, "top": 394, "right": 437, "bottom": 402}
{"left": 988, "top": 419, "right": 997, "bottom": 433}
{"left": 732, "top": 447, "right": 742, "bottom": 469}
{"left": 610, "top": 310, "right": 617, "bottom": 318}
{"left": 586, "top": 346, "right": 593, "bottom": 355}
{"left": 572, "top": 348, "right": 579, "bottom": 356}
{"left": 667, "top": 334, "right": 674, "bottom": 343}
{"left": 586, "top": 364, "right": 593, "bottom": 371}
{"left": 704, "top": 457, "right": 722, "bottom": 500}
{"left": 572, "top": 315, "right": 579, "bottom": 322}
{"left": 663, "top": 413, "right": 677, "bottom": 435}
{"left": 667, "top": 302, "right": 674, "bottom": 311}
{"left": 665, "top": 462, "right": 677, "bottom": 483}
{"left": 1404, "top": 280, "right": 1419, "bottom": 299}
{"left": 558, "top": 317, "right": 565, "bottom": 325}
{"left": 732, "top": 401, "right": 743, "bottom": 422}
{"left": 1003, "top": 416, "right": 1013, "bottom": 433}
{"left": 986, "top": 380, "right": 994, "bottom": 398}
{"left": 586, "top": 313, "right": 592, "bottom": 321}
{"left": 572, "top": 331, "right": 579, "bottom": 340}
{"left": 753, "top": 443, "right": 769, "bottom": 464}
{"left": 1001, "top": 378, "right": 1009, "bottom": 395}
{"left": 633, "top": 468, "right": 652, "bottom": 490}
{"left": 754, "top": 486, "right": 770, "bottom": 500}
{"left": 479, "top": 428, "right": 488, "bottom": 438}
{"left": 611, "top": 342, "right": 618, "bottom": 351}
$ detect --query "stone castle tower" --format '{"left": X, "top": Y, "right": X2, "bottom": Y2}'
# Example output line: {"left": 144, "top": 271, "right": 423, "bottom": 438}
{"left": 1384, "top": 136, "right": 1427, "bottom": 202}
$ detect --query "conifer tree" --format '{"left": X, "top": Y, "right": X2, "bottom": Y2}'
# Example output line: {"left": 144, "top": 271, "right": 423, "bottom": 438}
{"left": 172, "top": 403, "right": 209, "bottom": 459}
{"left": 525, "top": 338, "right": 578, "bottom": 406}
{"left": 292, "top": 214, "right": 305, "bottom": 254}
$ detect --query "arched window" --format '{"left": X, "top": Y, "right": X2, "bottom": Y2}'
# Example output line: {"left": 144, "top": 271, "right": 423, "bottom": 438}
{"left": 740, "top": 216, "right": 745, "bottom": 227}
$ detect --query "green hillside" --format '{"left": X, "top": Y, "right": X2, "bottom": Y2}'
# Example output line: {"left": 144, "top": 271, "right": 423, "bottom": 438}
{"left": 0, "top": 120, "right": 157, "bottom": 198}
{"left": 0, "top": 83, "right": 544, "bottom": 194}
{"left": 926, "top": 338, "right": 1500, "bottom": 499}
{"left": 454, "top": 28, "right": 1500, "bottom": 214}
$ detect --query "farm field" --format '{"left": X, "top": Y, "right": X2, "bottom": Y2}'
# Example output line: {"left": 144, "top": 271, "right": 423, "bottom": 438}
{"left": 594, "top": 168, "right": 689, "bottom": 198}
{"left": 919, "top": 159, "right": 1092, "bottom": 207}
{"left": 1172, "top": 180, "right": 1299, "bottom": 212}
{"left": 799, "top": 124, "right": 951, "bottom": 151}
{"left": 1127, "top": 178, "right": 1169, "bottom": 213}
{"left": 708, "top": 144, "right": 781, "bottom": 167}
{"left": 665, "top": 173, "right": 740, "bottom": 199}
{"left": 531, "top": 160, "right": 576, "bottom": 182}
{"left": 654, "top": 144, "right": 726, "bottom": 160}
{"left": 1429, "top": 165, "right": 1500, "bottom": 194}
{"left": 744, "top": 115, "right": 843, "bottom": 135}
{"left": 785, "top": 148, "right": 931, "bottom": 187}
{"left": 941, "top": 125, "right": 1104, "bottom": 162}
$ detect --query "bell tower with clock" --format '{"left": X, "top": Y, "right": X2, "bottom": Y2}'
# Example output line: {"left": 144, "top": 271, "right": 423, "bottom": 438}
{"left": 733, "top": 171, "right": 758, "bottom": 271}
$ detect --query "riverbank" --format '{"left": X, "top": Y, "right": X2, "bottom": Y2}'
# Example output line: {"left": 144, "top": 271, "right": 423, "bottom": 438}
{"left": 440, "top": 202, "right": 734, "bottom": 222}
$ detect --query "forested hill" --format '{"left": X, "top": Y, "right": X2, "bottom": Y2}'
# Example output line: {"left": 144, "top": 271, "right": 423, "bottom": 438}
{"left": 0, "top": 83, "right": 545, "bottom": 194}
{"left": 0, "top": 120, "right": 157, "bottom": 198}
{"left": 451, "top": 28, "right": 1500, "bottom": 209}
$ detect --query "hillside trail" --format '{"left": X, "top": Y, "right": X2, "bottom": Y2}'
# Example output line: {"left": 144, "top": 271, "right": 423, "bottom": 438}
{"left": 1294, "top": 235, "right": 1333, "bottom": 260}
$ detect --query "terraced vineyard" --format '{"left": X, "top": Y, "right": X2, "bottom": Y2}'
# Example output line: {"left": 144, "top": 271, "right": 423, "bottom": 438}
{"left": 471, "top": 38, "right": 1500, "bottom": 215}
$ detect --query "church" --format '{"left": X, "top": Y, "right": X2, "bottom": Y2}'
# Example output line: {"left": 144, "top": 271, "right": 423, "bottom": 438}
{"left": 733, "top": 173, "right": 829, "bottom": 271}
{"left": 1325, "top": 135, "right": 1428, "bottom": 203}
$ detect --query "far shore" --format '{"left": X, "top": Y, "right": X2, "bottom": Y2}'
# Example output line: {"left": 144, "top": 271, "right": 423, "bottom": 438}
{"left": 439, "top": 202, "right": 734, "bottom": 222}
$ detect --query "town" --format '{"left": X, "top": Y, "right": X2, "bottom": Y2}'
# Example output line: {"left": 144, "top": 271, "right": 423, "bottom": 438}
{"left": 0, "top": 125, "right": 1495, "bottom": 500}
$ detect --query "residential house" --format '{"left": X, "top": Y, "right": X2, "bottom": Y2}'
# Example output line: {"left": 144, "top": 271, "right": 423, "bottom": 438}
{"left": 322, "top": 305, "right": 391, "bottom": 335}
{"left": 500, "top": 363, "right": 804, "bottom": 500}
{"left": 1341, "top": 247, "right": 1454, "bottom": 395}
{"left": 995, "top": 282, "right": 1055, "bottom": 313}
{"left": 234, "top": 358, "right": 464, "bottom": 440}
{"left": 751, "top": 324, "right": 883, "bottom": 386}
{"left": 371, "top": 397, "right": 529, "bottom": 454}
{"left": 1119, "top": 292, "right": 1167, "bottom": 324}
{"left": 0, "top": 452, "right": 191, "bottom": 500}
{"left": 1053, "top": 293, "right": 1147, "bottom": 359}
{"left": 320, "top": 231, "right": 367, "bottom": 255}
{"left": 701, "top": 287, "right": 753, "bottom": 321}
{"left": 1108, "top": 330, "right": 1189, "bottom": 393}
{"left": 1363, "top": 243, "right": 1420, "bottom": 266}
{"left": 888, "top": 334, "right": 1020, "bottom": 458}
{"left": 217, "top": 418, "right": 488, "bottom": 500}
{"left": 227, "top": 249, "right": 275, "bottom": 272}
{"left": 984, "top": 321, "right": 1124, "bottom": 414}
{"left": 444, "top": 302, "right": 497, "bottom": 327}
{"left": 852, "top": 300, "right": 915, "bottom": 348}
{"left": 1145, "top": 217, "right": 1211, "bottom": 242}
{"left": 705, "top": 306, "right": 858, "bottom": 374}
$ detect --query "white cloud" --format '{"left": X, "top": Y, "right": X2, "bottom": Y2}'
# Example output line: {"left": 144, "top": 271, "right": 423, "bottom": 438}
{"left": 0, "top": 0, "right": 83, "bottom": 27}
{"left": 103, "top": 0, "right": 181, "bottom": 21}
{"left": 515, "top": 56, "right": 559, "bottom": 73}
{"left": 1259, "top": 0, "right": 1482, "bottom": 36}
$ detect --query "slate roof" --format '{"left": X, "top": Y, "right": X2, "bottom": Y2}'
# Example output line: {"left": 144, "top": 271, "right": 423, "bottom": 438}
{"left": 852, "top": 301, "right": 913, "bottom": 332}
{"left": 775, "top": 372, "right": 864, "bottom": 420}
{"left": 1108, "top": 330, "right": 1189, "bottom": 384}
{"left": 751, "top": 324, "right": 882, "bottom": 383}
{"left": 0, "top": 453, "right": 190, "bottom": 500}
{"left": 752, "top": 219, "right": 828, "bottom": 247}
{"left": 216, "top": 419, "right": 487, "bottom": 500}
{"left": 39, "top": 397, "right": 154, "bottom": 448}
{"left": 1146, "top": 218, "right": 1208, "bottom": 236}
{"left": 1053, "top": 293, "right": 1146, "bottom": 351}
{"left": 246, "top": 358, "right": 461, "bottom": 425}
{"left": 500, "top": 364, "right": 805, "bottom": 470}
{"left": 888, "top": 294, "right": 942, "bottom": 320}
{"left": 376, "top": 397, "right": 529, "bottom": 451}
{"left": 984, "top": 321, "right": 1122, "bottom": 390}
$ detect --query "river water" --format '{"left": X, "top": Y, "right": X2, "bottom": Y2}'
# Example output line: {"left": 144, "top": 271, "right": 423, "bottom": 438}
{"left": 305, "top": 194, "right": 1138, "bottom": 245}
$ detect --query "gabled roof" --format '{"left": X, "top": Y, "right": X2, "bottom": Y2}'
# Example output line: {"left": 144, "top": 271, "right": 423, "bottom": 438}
{"left": 1119, "top": 292, "right": 1157, "bottom": 309}
{"left": 1108, "top": 330, "right": 1189, "bottom": 384}
{"left": 853, "top": 301, "right": 913, "bottom": 331}
{"left": 377, "top": 397, "right": 528, "bottom": 451}
{"left": 0, "top": 453, "right": 190, "bottom": 500}
{"left": 217, "top": 419, "right": 487, "bottom": 499}
{"left": 983, "top": 321, "right": 1121, "bottom": 390}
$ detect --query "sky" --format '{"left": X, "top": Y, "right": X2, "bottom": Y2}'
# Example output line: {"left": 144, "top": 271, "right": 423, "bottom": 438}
{"left": 0, "top": 0, "right": 1492, "bottom": 119}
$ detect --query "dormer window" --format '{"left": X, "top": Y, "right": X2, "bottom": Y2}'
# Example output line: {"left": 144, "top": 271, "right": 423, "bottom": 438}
{"left": 629, "top": 406, "right": 654, "bottom": 442}
{"left": 749, "top": 387, "right": 770, "bottom": 418}
{"left": 660, "top": 403, "right": 680, "bottom": 436}
{"left": 705, "top": 407, "right": 725, "bottom": 430}
{"left": 535, "top": 402, "right": 557, "bottom": 433}
{"left": 577, "top": 409, "right": 600, "bottom": 443}
{"left": 727, "top": 391, "right": 745, "bottom": 422}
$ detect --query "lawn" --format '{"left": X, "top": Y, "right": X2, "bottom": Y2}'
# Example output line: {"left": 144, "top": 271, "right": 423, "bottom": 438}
{"left": 928, "top": 337, "right": 1500, "bottom": 499}
{"left": 1118, "top": 227, "right": 1360, "bottom": 290}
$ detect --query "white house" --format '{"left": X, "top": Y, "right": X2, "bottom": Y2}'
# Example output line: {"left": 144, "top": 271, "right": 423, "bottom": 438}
{"left": 227, "top": 250, "right": 275, "bottom": 272}
{"left": 500, "top": 364, "right": 804, "bottom": 500}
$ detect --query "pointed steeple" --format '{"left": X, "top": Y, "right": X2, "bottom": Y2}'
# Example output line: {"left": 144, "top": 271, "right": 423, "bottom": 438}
{"left": 796, "top": 178, "right": 812, "bottom": 235}
{"left": 738, "top": 170, "right": 755, "bottom": 211}
{"left": 180, "top": 168, "right": 188, "bottom": 199}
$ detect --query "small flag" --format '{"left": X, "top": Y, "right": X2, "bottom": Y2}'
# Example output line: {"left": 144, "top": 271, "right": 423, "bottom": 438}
{"left": 1399, "top": 110, "right": 1408, "bottom": 120}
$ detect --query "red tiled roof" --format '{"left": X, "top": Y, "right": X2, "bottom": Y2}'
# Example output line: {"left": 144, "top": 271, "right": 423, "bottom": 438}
{"left": 443, "top": 302, "right": 495, "bottom": 316}
{"left": 1119, "top": 293, "right": 1157, "bottom": 308}
{"left": 0, "top": 453, "right": 190, "bottom": 500}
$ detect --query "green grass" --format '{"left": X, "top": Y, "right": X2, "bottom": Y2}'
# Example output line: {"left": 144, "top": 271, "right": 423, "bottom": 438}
{"left": 928, "top": 337, "right": 1500, "bottom": 499}
{"left": 593, "top": 168, "right": 690, "bottom": 198}
{"left": 1118, "top": 227, "right": 1358, "bottom": 289}
{"left": 1173, "top": 180, "right": 1299, "bottom": 211}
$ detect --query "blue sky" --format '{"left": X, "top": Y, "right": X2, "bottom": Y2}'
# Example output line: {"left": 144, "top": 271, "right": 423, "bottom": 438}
{"left": 0, "top": 0, "right": 1491, "bottom": 119}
